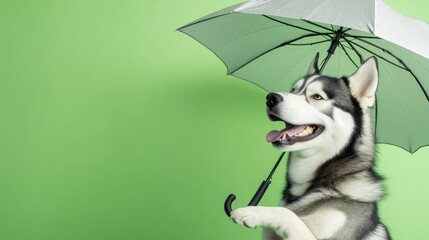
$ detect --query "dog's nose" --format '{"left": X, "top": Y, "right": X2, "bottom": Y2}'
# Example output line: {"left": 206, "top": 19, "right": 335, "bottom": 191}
{"left": 266, "top": 93, "right": 283, "bottom": 109}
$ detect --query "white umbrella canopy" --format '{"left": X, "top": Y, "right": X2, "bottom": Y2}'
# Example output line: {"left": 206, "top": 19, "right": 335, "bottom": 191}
{"left": 235, "top": 0, "right": 429, "bottom": 60}
{"left": 178, "top": 0, "right": 429, "bottom": 153}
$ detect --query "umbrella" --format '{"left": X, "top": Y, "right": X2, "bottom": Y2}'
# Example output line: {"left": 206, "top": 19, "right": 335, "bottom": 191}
{"left": 178, "top": 0, "right": 429, "bottom": 216}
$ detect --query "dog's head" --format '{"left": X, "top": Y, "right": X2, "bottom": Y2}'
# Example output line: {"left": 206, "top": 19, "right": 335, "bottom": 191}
{"left": 266, "top": 53, "right": 378, "bottom": 156}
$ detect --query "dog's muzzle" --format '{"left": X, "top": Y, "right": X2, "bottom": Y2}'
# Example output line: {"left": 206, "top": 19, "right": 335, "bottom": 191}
{"left": 265, "top": 92, "right": 325, "bottom": 146}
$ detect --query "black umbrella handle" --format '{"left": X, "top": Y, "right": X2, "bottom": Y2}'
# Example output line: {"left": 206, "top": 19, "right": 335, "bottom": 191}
{"left": 224, "top": 194, "right": 236, "bottom": 217}
{"left": 224, "top": 180, "right": 271, "bottom": 217}
{"left": 224, "top": 152, "right": 285, "bottom": 217}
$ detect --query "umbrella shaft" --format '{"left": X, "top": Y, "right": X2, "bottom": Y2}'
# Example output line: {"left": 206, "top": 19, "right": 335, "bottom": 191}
{"left": 321, "top": 27, "right": 345, "bottom": 72}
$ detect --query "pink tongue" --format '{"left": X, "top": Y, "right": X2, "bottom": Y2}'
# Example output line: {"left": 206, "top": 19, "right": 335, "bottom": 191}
{"left": 266, "top": 125, "right": 307, "bottom": 142}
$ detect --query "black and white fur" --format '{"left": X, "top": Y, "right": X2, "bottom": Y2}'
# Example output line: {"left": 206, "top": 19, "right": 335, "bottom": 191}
{"left": 230, "top": 54, "right": 391, "bottom": 240}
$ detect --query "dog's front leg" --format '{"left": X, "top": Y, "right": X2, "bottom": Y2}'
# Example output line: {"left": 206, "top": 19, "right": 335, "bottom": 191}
{"left": 231, "top": 206, "right": 317, "bottom": 240}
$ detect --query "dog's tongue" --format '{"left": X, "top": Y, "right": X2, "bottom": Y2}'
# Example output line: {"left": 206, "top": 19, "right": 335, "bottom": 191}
{"left": 266, "top": 125, "right": 307, "bottom": 143}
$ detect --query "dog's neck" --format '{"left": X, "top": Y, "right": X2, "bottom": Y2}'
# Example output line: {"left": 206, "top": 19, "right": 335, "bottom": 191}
{"left": 284, "top": 113, "right": 377, "bottom": 201}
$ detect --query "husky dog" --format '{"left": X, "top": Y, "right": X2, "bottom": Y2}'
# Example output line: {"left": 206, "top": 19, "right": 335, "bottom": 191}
{"left": 230, "top": 54, "right": 391, "bottom": 240}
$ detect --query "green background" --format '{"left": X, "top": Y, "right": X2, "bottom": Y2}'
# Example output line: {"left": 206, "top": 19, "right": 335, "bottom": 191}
{"left": 0, "top": 0, "right": 428, "bottom": 239}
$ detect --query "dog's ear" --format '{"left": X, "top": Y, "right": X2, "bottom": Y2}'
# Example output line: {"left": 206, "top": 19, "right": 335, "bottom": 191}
{"left": 307, "top": 52, "right": 320, "bottom": 75}
{"left": 348, "top": 57, "right": 378, "bottom": 109}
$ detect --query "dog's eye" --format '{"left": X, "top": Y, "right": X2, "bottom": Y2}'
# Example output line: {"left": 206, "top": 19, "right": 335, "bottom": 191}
{"left": 291, "top": 87, "right": 296, "bottom": 92}
{"left": 312, "top": 94, "right": 323, "bottom": 100}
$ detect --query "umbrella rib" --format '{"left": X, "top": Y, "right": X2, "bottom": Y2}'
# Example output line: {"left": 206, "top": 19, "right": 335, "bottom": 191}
{"left": 288, "top": 39, "right": 331, "bottom": 46}
{"left": 379, "top": 62, "right": 412, "bottom": 151}
{"left": 342, "top": 38, "right": 365, "bottom": 64}
{"left": 347, "top": 36, "right": 429, "bottom": 101}
{"left": 348, "top": 36, "right": 418, "bottom": 71}
{"left": 229, "top": 32, "right": 332, "bottom": 74}
{"left": 345, "top": 35, "right": 380, "bottom": 40}
{"left": 345, "top": 38, "right": 407, "bottom": 70}
{"left": 339, "top": 42, "right": 358, "bottom": 68}
{"left": 303, "top": 20, "right": 335, "bottom": 32}
{"left": 374, "top": 97, "right": 378, "bottom": 141}
{"left": 263, "top": 15, "right": 331, "bottom": 34}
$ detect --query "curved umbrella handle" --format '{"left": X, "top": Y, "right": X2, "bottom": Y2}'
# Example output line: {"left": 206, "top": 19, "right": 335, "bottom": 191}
{"left": 224, "top": 180, "right": 271, "bottom": 217}
{"left": 224, "top": 194, "right": 236, "bottom": 217}
{"left": 224, "top": 152, "right": 285, "bottom": 218}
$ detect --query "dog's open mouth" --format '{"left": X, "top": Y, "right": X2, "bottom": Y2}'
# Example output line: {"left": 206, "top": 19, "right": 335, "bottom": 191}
{"left": 266, "top": 123, "right": 324, "bottom": 145}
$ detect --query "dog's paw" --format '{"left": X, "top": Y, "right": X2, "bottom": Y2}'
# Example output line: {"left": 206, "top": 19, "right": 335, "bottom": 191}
{"left": 230, "top": 207, "right": 261, "bottom": 228}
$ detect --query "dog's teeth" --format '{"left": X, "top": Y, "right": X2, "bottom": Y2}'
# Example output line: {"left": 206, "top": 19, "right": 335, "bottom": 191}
{"left": 296, "top": 127, "right": 314, "bottom": 137}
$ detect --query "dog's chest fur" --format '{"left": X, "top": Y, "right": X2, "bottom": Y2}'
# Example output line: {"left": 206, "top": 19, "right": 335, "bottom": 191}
{"left": 277, "top": 141, "right": 389, "bottom": 239}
